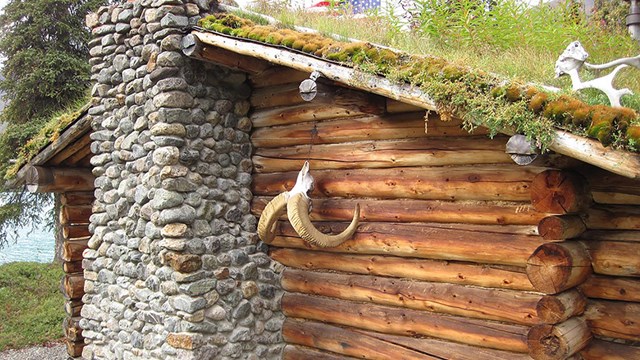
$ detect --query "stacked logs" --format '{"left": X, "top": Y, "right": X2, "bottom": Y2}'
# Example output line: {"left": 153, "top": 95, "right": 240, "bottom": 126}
{"left": 249, "top": 72, "right": 640, "bottom": 360}
{"left": 60, "top": 191, "right": 94, "bottom": 358}
{"left": 529, "top": 169, "right": 640, "bottom": 359}
{"left": 25, "top": 166, "right": 94, "bottom": 358}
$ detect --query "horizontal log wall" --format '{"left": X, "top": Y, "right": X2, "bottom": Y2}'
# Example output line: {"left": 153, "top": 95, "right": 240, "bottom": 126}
{"left": 574, "top": 167, "right": 640, "bottom": 348}
{"left": 249, "top": 73, "right": 640, "bottom": 359}
{"left": 60, "top": 191, "right": 93, "bottom": 358}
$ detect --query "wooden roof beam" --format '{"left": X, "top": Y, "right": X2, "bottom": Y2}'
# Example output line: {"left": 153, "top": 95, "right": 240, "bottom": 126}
{"left": 187, "top": 30, "right": 640, "bottom": 179}
{"left": 25, "top": 166, "right": 95, "bottom": 193}
{"left": 182, "top": 34, "right": 273, "bottom": 75}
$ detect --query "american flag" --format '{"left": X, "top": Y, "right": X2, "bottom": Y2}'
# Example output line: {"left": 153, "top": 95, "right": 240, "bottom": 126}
{"left": 308, "top": 0, "right": 381, "bottom": 14}
{"left": 349, "top": 0, "right": 381, "bottom": 13}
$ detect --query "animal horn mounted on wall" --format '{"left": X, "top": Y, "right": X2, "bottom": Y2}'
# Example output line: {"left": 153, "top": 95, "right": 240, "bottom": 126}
{"left": 257, "top": 161, "right": 360, "bottom": 247}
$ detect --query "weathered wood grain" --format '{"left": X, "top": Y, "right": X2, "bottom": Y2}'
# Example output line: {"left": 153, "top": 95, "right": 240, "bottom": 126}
{"left": 271, "top": 248, "right": 535, "bottom": 291}
{"left": 61, "top": 273, "right": 84, "bottom": 300}
{"left": 250, "top": 112, "right": 487, "bottom": 148}
{"left": 282, "top": 293, "right": 530, "bottom": 353}
{"left": 62, "top": 224, "right": 91, "bottom": 239}
{"left": 63, "top": 316, "right": 83, "bottom": 342}
{"left": 251, "top": 80, "right": 385, "bottom": 115}
{"left": 581, "top": 240, "right": 640, "bottom": 277}
{"left": 354, "top": 327, "right": 533, "bottom": 360}
{"left": 526, "top": 242, "right": 592, "bottom": 294}
{"left": 60, "top": 204, "right": 92, "bottom": 225}
{"left": 253, "top": 197, "right": 547, "bottom": 226}
{"left": 249, "top": 66, "right": 309, "bottom": 88}
{"left": 580, "top": 338, "right": 640, "bottom": 360}
{"left": 64, "top": 300, "right": 83, "bottom": 317}
{"left": 253, "top": 137, "right": 513, "bottom": 172}
{"left": 530, "top": 170, "right": 593, "bottom": 214}
{"left": 538, "top": 215, "right": 587, "bottom": 241}
{"left": 283, "top": 318, "right": 441, "bottom": 359}
{"left": 271, "top": 221, "right": 546, "bottom": 267}
{"left": 282, "top": 344, "right": 360, "bottom": 360}
{"left": 253, "top": 166, "right": 544, "bottom": 202}
{"left": 527, "top": 317, "right": 592, "bottom": 360}
{"left": 282, "top": 269, "right": 583, "bottom": 325}
{"left": 60, "top": 191, "right": 95, "bottom": 206}
{"left": 61, "top": 237, "right": 89, "bottom": 262}
{"left": 62, "top": 261, "right": 83, "bottom": 274}
{"left": 586, "top": 300, "right": 640, "bottom": 341}
{"left": 585, "top": 206, "right": 640, "bottom": 230}
{"left": 580, "top": 275, "right": 640, "bottom": 302}
{"left": 25, "top": 166, "right": 94, "bottom": 193}
{"left": 251, "top": 103, "right": 369, "bottom": 127}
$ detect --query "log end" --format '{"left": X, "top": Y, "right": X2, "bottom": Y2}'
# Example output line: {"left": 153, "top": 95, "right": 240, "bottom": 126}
{"left": 538, "top": 215, "right": 587, "bottom": 241}
{"left": 530, "top": 170, "right": 592, "bottom": 214}
{"left": 536, "top": 290, "right": 587, "bottom": 324}
{"left": 526, "top": 242, "right": 592, "bottom": 294}
{"left": 527, "top": 318, "right": 592, "bottom": 360}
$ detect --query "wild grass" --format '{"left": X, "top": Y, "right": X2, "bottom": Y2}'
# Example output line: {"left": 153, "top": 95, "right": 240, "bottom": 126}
{"left": 261, "top": 0, "right": 640, "bottom": 109}
{"left": 0, "top": 262, "right": 65, "bottom": 350}
{"left": 4, "top": 96, "right": 90, "bottom": 179}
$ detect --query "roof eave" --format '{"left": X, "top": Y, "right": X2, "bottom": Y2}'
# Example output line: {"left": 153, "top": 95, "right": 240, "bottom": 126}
{"left": 188, "top": 29, "right": 640, "bottom": 180}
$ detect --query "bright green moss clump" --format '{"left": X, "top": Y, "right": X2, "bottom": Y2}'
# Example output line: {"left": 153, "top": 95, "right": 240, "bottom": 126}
{"left": 198, "top": 13, "right": 640, "bottom": 152}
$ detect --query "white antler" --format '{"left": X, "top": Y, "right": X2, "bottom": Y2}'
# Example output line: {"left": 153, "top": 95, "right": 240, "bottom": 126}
{"left": 555, "top": 41, "right": 634, "bottom": 107}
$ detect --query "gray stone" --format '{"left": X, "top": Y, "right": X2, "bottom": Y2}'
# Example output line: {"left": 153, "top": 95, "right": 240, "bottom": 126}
{"left": 158, "top": 204, "right": 196, "bottom": 225}
{"left": 162, "top": 177, "right": 198, "bottom": 192}
{"left": 158, "top": 108, "right": 190, "bottom": 123}
{"left": 156, "top": 77, "right": 188, "bottom": 92}
{"left": 178, "top": 279, "right": 216, "bottom": 296}
{"left": 170, "top": 295, "right": 207, "bottom": 313}
{"left": 156, "top": 51, "right": 183, "bottom": 67}
{"left": 160, "top": 13, "right": 188, "bottom": 28}
{"left": 229, "top": 249, "right": 249, "bottom": 266}
{"left": 229, "top": 327, "right": 251, "bottom": 343}
{"left": 205, "top": 305, "right": 226, "bottom": 321}
{"left": 161, "top": 34, "right": 182, "bottom": 51}
{"left": 114, "top": 54, "right": 129, "bottom": 73}
{"left": 216, "top": 279, "right": 236, "bottom": 296}
{"left": 115, "top": 23, "right": 131, "bottom": 33}
{"left": 148, "top": 66, "right": 179, "bottom": 82}
{"left": 214, "top": 100, "right": 233, "bottom": 114}
{"left": 93, "top": 24, "right": 116, "bottom": 36}
{"left": 153, "top": 91, "right": 193, "bottom": 108}
{"left": 151, "top": 189, "right": 183, "bottom": 210}
{"left": 232, "top": 300, "right": 251, "bottom": 319}
{"left": 152, "top": 146, "right": 180, "bottom": 166}
{"left": 122, "top": 68, "right": 136, "bottom": 83}
{"left": 151, "top": 135, "right": 185, "bottom": 147}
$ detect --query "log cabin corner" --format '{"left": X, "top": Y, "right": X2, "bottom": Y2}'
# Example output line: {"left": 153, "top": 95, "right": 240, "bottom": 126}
{"left": 7, "top": 1, "right": 640, "bottom": 359}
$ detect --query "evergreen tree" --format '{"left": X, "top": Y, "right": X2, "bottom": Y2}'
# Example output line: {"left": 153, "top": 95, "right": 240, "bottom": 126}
{"left": 0, "top": 0, "right": 106, "bottom": 250}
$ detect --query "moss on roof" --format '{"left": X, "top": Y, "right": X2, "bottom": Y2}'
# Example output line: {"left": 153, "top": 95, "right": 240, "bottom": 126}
{"left": 5, "top": 100, "right": 90, "bottom": 179}
{"left": 200, "top": 13, "right": 640, "bottom": 153}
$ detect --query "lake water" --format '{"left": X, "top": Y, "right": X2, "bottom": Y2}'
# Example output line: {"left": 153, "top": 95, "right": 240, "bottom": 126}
{"left": 0, "top": 226, "right": 55, "bottom": 264}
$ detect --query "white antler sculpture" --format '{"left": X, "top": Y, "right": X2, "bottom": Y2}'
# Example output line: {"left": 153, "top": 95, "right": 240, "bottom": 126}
{"left": 555, "top": 41, "right": 633, "bottom": 107}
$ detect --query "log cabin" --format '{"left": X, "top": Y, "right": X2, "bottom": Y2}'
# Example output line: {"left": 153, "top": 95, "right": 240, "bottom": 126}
{"left": 8, "top": 1, "right": 640, "bottom": 359}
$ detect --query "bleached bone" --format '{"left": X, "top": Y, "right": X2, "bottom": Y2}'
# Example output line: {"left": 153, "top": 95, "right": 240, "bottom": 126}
{"left": 584, "top": 54, "right": 640, "bottom": 71}
{"left": 257, "top": 161, "right": 359, "bottom": 247}
{"left": 555, "top": 41, "right": 633, "bottom": 108}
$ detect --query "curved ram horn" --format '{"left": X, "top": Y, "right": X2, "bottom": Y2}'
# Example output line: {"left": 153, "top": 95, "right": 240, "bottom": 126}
{"left": 257, "top": 192, "right": 288, "bottom": 244}
{"left": 287, "top": 192, "right": 360, "bottom": 247}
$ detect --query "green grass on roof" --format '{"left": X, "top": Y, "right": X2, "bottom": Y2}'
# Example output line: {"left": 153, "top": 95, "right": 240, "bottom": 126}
{"left": 5, "top": 98, "right": 90, "bottom": 179}
{"left": 199, "top": 12, "right": 640, "bottom": 152}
